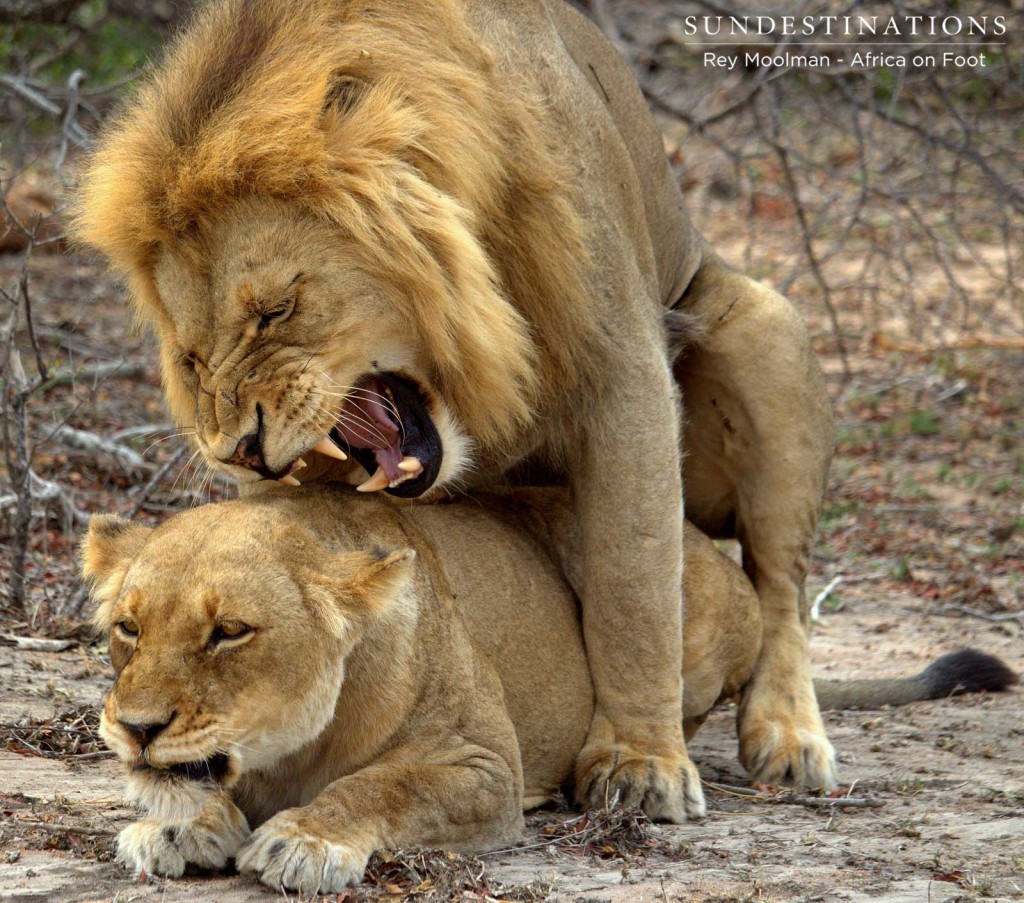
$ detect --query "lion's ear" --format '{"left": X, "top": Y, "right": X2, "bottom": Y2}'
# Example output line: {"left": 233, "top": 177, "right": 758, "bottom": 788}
{"left": 323, "top": 71, "right": 371, "bottom": 118}
{"left": 81, "top": 515, "right": 153, "bottom": 630}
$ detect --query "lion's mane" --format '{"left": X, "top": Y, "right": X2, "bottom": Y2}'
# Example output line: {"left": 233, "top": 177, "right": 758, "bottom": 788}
{"left": 73, "top": 0, "right": 597, "bottom": 448}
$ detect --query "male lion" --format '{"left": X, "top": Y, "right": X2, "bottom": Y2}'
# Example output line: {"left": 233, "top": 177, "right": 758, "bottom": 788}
{"left": 73, "top": 0, "right": 835, "bottom": 814}
{"left": 83, "top": 486, "right": 1017, "bottom": 894}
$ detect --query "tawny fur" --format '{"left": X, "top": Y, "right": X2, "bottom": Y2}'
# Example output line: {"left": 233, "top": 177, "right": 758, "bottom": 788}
{"left": 83, "top": 485, "right": 757, "bottom": 892}
{"left": 83, "top": 486, "right": 1016, "bottom": 893}
{"left": 73, "top": 0, "right": 841, "bottom": 808}
{"left": 71, "top": 0, "right": 596, "bottom": 449}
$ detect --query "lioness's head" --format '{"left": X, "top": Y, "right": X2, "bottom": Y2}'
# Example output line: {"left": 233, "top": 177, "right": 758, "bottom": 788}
{"left": 82, "top": 499, "right": 413, "bottom": 815}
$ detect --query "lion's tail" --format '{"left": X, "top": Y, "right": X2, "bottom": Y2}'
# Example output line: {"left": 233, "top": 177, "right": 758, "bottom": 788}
{"left": 814, "top": 648, "right": 1018, "bottom": 710}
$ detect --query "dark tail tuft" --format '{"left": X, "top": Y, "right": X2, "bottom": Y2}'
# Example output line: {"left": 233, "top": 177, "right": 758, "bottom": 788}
{"left": 921, "top": 648, "right": 1019, "bottom": 699}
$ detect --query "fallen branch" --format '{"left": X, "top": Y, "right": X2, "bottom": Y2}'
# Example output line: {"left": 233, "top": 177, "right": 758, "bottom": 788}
{"left": 0, "top": 817, "right": 116, "bottom": 837}
{"left": 52, "top": 423, "right": 147, "bottom": 470}
{"left": 872, "top": 333, "right": 1024, "bottom": 354}
{"left": 37, "top": 359, "right": 147, "bottom": 392}
{"left": 933, "top": 604, "right": 1024, "bottom": 624}
{"left": 0, "top": 469, "right": 89, "bottom": 527}
{"left": 0, "top": 634, "right": 76, "bottom": 651}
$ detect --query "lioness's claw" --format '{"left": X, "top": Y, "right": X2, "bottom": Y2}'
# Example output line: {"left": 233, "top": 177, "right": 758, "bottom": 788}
{"left": 356, "top": 467, "right": 389, "bottom": 493}
{"left": 279, "top": 474, "right": 301, "bottom": 486}
{"left": 313, "top": 436, "right": 348, "bottom": 461}
{"left": 397, "top": 456, "right": 421, "bottom": 474}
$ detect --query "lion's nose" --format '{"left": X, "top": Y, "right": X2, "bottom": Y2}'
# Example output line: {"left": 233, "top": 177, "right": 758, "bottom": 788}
{"left": 120, "top": 714, "right": 174, "bottom": 749}
{"left": 227, "top": 430, "right": 265, "bottom": 471}
{"left": 223, "top": 404, "right": 267, "bottom": 471}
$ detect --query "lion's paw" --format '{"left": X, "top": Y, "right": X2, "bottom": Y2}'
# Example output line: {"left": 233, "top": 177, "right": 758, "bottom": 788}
{"left": 236, "top": 812, "right": 370, "bottom": 894}
{"left": 117, "top": 796, "right": 250, "bottom": 878}
{"left": 575, "top": 745, "right": 705, "bottom": 822}
{"left": 739, "top": 702, "right": 838, "bottom": 791}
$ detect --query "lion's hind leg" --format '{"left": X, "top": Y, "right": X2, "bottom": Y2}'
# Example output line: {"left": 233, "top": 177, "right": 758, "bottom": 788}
{"left": 677, "top": 258, "right": 838, "bottom": 791}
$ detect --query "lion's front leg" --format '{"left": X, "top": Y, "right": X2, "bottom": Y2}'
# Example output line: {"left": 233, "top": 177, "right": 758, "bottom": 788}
{"left": 569, "top": 350, "right": 704, "bottom": 823}
{"left": 117, "top": 788, "right": 250, "bottom": 878}
{"left": 237, "top": 742, "right": 522, "bottom": 894}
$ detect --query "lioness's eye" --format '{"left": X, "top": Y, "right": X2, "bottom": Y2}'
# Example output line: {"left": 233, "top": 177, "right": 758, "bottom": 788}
{"left": 115, "top": 619, "right": 139, "bottom": 638}
{"left": 210, "top": 621, "right": 253, "bottom": 644}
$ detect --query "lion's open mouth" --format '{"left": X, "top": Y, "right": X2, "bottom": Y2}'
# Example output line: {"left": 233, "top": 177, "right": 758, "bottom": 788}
{"left": 134, "top": 752, "right": 231, "bottom": 784}
{"left": 329, "top": 372, "right": 442, "bottom": 498}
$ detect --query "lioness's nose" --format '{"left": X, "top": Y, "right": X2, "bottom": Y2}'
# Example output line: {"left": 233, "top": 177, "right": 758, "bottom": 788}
{"left": 120, "top": 714, "right": 174, "bottom": 748}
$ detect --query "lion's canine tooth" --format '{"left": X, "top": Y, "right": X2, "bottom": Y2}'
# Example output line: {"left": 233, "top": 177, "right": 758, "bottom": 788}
{"left": 313, "top": 437, "right": 348, "bottom": 461}
{"left": 356, "top": 467, "right": 389, "bottom": 493}
{"left": 279, "top": 474, "right": 302, "bottom": 486}
{"left": 397, "top": 456, "right": 421, "bottom": 474}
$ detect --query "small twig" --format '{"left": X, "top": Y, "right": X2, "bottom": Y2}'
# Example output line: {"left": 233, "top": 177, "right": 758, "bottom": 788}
{"left": 810, "top": 576, "right": 844, "bottom": 622}
{"left": 127, "top": 443, "right": 188, "bottom": 517}
{"left": 933, "top": 605, "right": 1024, "bottom": 624}
{"left": 703, "top": 780, "right": 763, "bottom": 797}
{"left": 1, "top": 817, "right": 117, "bottom": 837}
{"left": 783, "top": 795, "right": 884, "bottom": 810}
{"left": 55, "top": 68, "right": 87, "bottom": 172}
{"left": 51, "top": 423, "right": 147, "bottom": 470}
{"left": 705, "top": 781, "right": 884, "bottom": 809}
{"left": 0, "top": 73, "right": 91, "bottom": 147}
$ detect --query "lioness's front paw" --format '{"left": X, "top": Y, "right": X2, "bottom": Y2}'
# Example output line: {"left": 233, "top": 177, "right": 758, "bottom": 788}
{"left": 739, "top": 696, "right": 837, "bottom": 790}
{"left": 575, "top": 744, "right": 705, "bottom": 822}
{"left": 236, "top": 812, "right": 370, "bottom": 894}
{"left": 117, "top": 795, "right": 250, "bottom": 878}
{"left": 116, "top": 806, "right": 249, "bottom": 876}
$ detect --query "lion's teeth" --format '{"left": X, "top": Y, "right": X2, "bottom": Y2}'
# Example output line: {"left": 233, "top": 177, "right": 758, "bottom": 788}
{"left": 356, "top": 467, "right": 389, "bottom": 493}
{"left": 397, "top": 456, "right": 422, "bottom": 474}
{"left": 279, "top": 474, "right": 301, "bottom": 486}
{"left": 293, "top": 458, "right": 307, "bottom": 472}
{"left": 313, "top": 436, "right": 348, "bottom": 461}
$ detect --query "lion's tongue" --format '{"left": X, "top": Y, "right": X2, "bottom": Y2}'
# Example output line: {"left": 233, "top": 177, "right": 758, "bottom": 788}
{"left": 334, "top": 388, "right": 405, "bottom": 481}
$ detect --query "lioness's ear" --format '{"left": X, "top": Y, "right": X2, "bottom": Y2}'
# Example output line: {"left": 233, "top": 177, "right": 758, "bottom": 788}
{"left": 81, "top": 515, "right": 153, "bottom": 630}
{"left": 304, "top": 548, "right": 416, "bottom": 638}
{"left": 343, "top": 548, "right": 416, "bottom": 615}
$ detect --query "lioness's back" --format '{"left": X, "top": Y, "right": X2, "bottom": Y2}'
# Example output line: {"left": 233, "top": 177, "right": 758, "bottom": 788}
{"left": 401, "top": 501, "right": 592, "bottom": 805}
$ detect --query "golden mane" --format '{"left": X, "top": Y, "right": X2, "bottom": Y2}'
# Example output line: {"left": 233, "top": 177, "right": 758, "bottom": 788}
{"left": 72, "top": 0, "right": 596, "bottom": 448}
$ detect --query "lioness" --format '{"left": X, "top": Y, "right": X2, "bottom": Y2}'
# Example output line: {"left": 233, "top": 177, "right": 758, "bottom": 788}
{"left": 84, "top": 486, "right": 1017, "bottom": 894}
{"left": 73, "top": 0, "right": 836, "bottom": 814}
